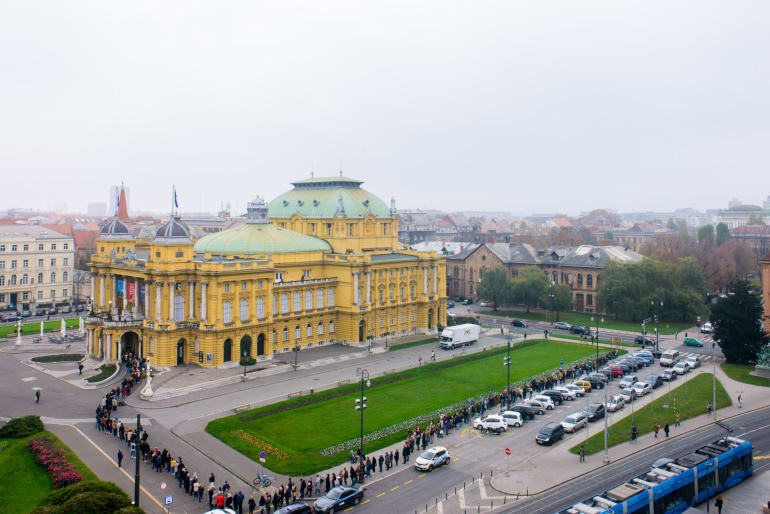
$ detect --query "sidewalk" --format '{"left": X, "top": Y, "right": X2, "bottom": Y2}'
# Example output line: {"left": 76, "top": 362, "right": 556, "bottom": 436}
{"left": 490, "top": 359, "right": 766, "bottom": 496}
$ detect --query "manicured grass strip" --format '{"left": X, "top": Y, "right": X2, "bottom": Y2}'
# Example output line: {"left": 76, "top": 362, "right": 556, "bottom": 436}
{"left": 479, "top": 309, "right": 690, "bottom": 335}
{"left": 553, "top": 334, "right": 638, "bottom": 349}
{"left": 86, "top": 364, "right": 117, "bottom": 383}
{"left": 388, "top": 337, "right": 437, "bottom": 351}
{"left": 31, "top": 353, "right": 84, "bottom": 363}
{"left": 208, "top": 340, "right": 598, "bottom": 476}
{"left": 0, "top": 430, "right": 97, "bottom": 511}
{"left": 0, "top": 440, "right": 9, "bottom": 456}
{"left": 570, "top": 373, "right": 731, "bottom": 456}
{"left": 720, "top": 362, "right": 770, "bottom": 388}
{"left": 0, "top": 318, "right": 80, "bottom": 338}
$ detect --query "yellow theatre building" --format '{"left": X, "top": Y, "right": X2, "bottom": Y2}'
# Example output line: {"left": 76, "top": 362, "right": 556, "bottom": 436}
{"left": 86, "top": 177, "right": 446, "bottom": 368}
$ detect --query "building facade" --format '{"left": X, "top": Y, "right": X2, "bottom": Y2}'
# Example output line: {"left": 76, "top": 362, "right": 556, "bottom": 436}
{"left": 0, "top": 225, "right": 75, "bottom": 310}
{"left": 86, "top": 177, "right": 446, "bottom": 368}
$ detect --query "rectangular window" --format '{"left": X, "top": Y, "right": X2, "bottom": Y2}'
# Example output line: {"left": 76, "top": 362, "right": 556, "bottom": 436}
{"left": 23, "top": 292, "right": 29, "bottom": 300}
{"left": 174, "top": 251, "right": 184, "bottom": 258}
{"left": 50, "top": 258, "right": 56, "bottom": 266}
{"left": 63, "top": 258, "right": 68, "bottom": 266}
{"left": 410, "top": 285, "right": 415, "bottom": 298}
{"left": 242, "top": 281, "right": 247, "bottom": 290}
{"left": 63, "top": 243, "right": 68, "bottom": 250}
{"left": 275, "top": 272, "right": 283, "bottom": 282}
{"left": 383, "top": 223, "right": 388, "bottom": 235}
{"left": 257, "top": 280, "right": 263, "bottom": 288}
{"left": 0, "top": 261, "right": 4, "bottom": 269}
{"left": 327, "top": 288, "right": 335, "bottom": 307}
{"left": 307, "top": 324, "right": 312, "bottom": 337}
{"left": 37, "top": 291, "right": 43, "bottom": 299}
{"left": 379, "top": 290, "right": 383, "bottom": 303}
{"left": 379, "top": 318, "right": 384, "bottom": 328}
{"left": 38, "top": 258, "right": 43, "bottom": 267}
{"left": 22, "top": 260, "right": 28, "bottom": 268}
{"left": 257, "top": 298, "right": 264, "bottom": 318}
{"left": 411, "top": 312, "right": 416, "bottom": 322}
{"left": 0, "top": 294, "right": 4, "bottom": 302}
{"left": 23, "top": 244, "right": 29, "bottom": 251}
{"left": 11, "top": 245, "right": 17, "bottom": 252}
{"left": 37, "top": 244, "right": 43, "bottom": 251}
{"left": 348, "top": 223, "right": 354, "bottom": 236}
{"left": 223, "top": 301, "right": 232, "bottom": 323}
{"left": 62, "top": 288, "right": 67, "bottom": 297}
{"left": 51, "top": 244, "right": 56, "bottom": 250}
{"left": 391, "top": 316, "right": 395, "bottom": 326}
{"left": 316, "top": 289, "right": 324, "bottom": 309}
{"left": 0, "top": 245, "right": 4, "bottom": 252}
{"left": 326, "top": 223, "right": 332, "bottom": 236}
{"left": 329, "top": 321, "right": 335, "bottom": 333}
{"left": 11, "top": 260, "right": 16, "bottom": 269}
{"left": 305, "top": 290, "right": 312, "bottom": 310}
{"left": 402, "top": 314, "right": 406, "bottom": 324}
{"left": 283, "top": 328, "right": 288, "bottom": 341}
{"left": 273, "top": 295, "right": 277, "bottom": 314}
{"left": 50, "top": 290, "right": 55, "bottom": 298}
{"left": 400, "top": 287, "right": 405, "bottom": 299}
{"left": 50, "top": 272, "right": 55, "bottom": 282}
{"left": 224, "top": 283, "right": 230, "bottom": 292}
{"left": 272, "top": 331, "right": 277, "bottom": 343}
{"left": 293, "top": 292, "right": 301, "bottom": 312}
{"left": 63, "top": 271, "right": 68, "bottom": 281}
{"left": 281, "top": 293, "right": 289, "bottom": 314}
{"left": 240, "top": 299, "right": 249, "bottom": 321}
{"left": 310, "top": 223, "right": 315, "bottom": 233}
{"left": 389, "top": 290, "right": 394, "bottom": 301}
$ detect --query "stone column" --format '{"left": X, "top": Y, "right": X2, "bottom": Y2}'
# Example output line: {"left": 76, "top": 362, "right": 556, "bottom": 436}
{"left": 133, "top": 277, "right": 140, "bottom": 316}
{"left": 168, "top": 282, "right": 175, "bottom": 322}
{"left": 99, "top": 274, "right": 105, "bottom": 309}
{"left": 188, "top": 280, "right": 195, "bottom": 319}
{"left": 433, "top": 265, "right": 438, "bottom": 294}
{"left": 90, "top": 275, "right": 95, "bottom": 306}
{"left": 106, "top": 333, "right": 112, "bottom": 361}
{"left": 111, "top": 275, "right": 117, "bottom": 311}
{"left": 142, "top": 281, "right": 148, "bottom": 318}
{"left": 366, "top": 272, "right": 371, "bottom": 305}
{"left": 87, "top": 329, "right": 92, "bottom": 355}
{"left": 200, "top": 282, "right": 208, "bottom": 322}
{"left": 155, "top": 282, "right": 162, "bottom": 321}
{"left": 423, "top": 267, "right": 428, "bottom": 296}
{"left": 353, "top": 272, "right": 359, "bottom": 305}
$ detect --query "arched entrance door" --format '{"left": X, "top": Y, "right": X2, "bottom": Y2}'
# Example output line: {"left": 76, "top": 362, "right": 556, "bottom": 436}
{"left": 223, "top": 338, "right": 232, "bottom": 362}
{"left": 257, "top": 333, "right": 265, "bottom": 356}
{"left": 240, "top": 335, "right": 252, "bottom": 358}
{"left": 358, "top": 320, "right": 365, "bottom": 342}
{"left": 176, "top": 338, "right": 186, "bottom": 365}
{"left": 428, "top": 309, "right": 434, "bottom": 329}
{"left": 120, "top": 331, "right": 140, "bottom": 359}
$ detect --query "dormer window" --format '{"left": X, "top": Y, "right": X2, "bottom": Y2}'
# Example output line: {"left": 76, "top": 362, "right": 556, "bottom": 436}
{"left": 298, "top": 200, "right": 304, "bottom": 206}
{"left": 313, "top": 200, "right": 319, "bottom": 206}
{"left": 283, "top": 200, "right": 289, "bottom": 206}
{"left": 275, "top": 272, "right": 284, "bottom": 283}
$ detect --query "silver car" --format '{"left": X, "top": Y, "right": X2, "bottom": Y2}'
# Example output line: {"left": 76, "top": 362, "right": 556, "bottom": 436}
{"left": 561, "top": 412, "right": 587, "bottom": 433}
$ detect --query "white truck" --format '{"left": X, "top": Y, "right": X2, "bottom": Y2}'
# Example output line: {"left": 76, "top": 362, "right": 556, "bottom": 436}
{"left": 439, "top": 324, "right": 480, "bottom": 349}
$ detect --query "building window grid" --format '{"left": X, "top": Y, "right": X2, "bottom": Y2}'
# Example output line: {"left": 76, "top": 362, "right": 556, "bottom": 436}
{"left": 316, "top": 289, "right": 323, "bottom": 309}
{"left": 305, "top": 290, "right": 312, "bottom": 310}
{"left": 257, "top": 297, "right": 264, "bottom": 318}
{"left": 281, "top": 293, "right": 289, "bottom": 314}
{"left": 327, "top": 288, "right": 334, "bottom": 307}
{"left": 293, "top": 292, "right": 301, "bottom": 312}
{"left": 240, "top": 299, "right": 249, "bottom": 321}
{"left": 223, "top": 301, "right": 232, "bottom": 323}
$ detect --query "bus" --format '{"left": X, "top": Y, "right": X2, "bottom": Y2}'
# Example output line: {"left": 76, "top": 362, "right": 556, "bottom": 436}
{"left": 558, "top": 436, "right": 753, "bottom": 514}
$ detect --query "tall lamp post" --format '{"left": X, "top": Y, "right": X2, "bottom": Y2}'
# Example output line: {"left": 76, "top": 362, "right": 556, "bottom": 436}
{"left": 503, "top": 335, "right": 512, "bottom": 408}
{"left": 591, "top": 316, "right": 604, "bottom": 369}
{"left": 355, "top": 368, "right": 371, "bottom": 483}
{"left": 242, "top": 349, "right": 247, "bottom": 377}
{"left": 651, "top": 299, "right": 663, "bottom": 352}
{"left": 293, "top": 343, "right": 300, "bottom": 371}
{"left": 712, "top": 340, "right": 717, "bottom": 421}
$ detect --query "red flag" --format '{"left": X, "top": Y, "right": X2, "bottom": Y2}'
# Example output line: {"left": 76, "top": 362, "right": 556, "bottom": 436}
{"left": 127, "top": 282, "right": 136, "bottom": 303}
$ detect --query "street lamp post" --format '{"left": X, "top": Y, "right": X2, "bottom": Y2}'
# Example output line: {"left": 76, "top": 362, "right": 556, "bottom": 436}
{"left": 355, "top": 368, "right": 371, "bottom": 483}
{"left": 243, "top": 350, "right": 247, "bottom": 377}
{"left": 591, "top": 316, "right": 604, "bottom": 369}
{"left": 651, "top": 299, "right": 663, "bottom": 352}
{"left": 503, "top": 335, "right": 512, "bottom": 408}
{"left": 293, "top": 343, "right": 300, "bottom": 371}
{"left": 712, "top": 340, "right": 717, "bottom": 421}
{"left": 603, "top": 391, "right": 609, "bottom": 463}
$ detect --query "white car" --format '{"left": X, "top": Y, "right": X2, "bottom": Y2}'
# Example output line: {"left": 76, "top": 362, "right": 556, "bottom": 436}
{"left": 532, "top": 395, "right": 555, "bottom": 410}
{"left": 501, "top": 410, "right": 524, "bottom": 427}
{"left": 564, "top": 384, "right": 586, "bottom": 397}
{"left": 414, "top": 446, "right": 450, "bottom": 471}
{"left": 561, "top": 412, "right": 588, "bottom": 433}
{"left": 701, "top": 322, "right": 713, "bottom": 333}
{"left": 554, "top": 386, "right": 577, "bottom": 401}
{"left": 619, "top": 387, "right": 635, "bottom": 402}
{"left": 479, "top": 301, "right": 489, "bottom": 307}
{"left": 606, "top": 395, "right": 625, "bottom": 412}
{"left": 619, "top": 375, "right": 638, "bottom": 389}
{"left": 685, "top": 356, "right": 701, "bottom": 368}
{"left": 673, "top": 362, "right": 690, "bottom": 375}
{"left": 473, "top": 415, "right": 507, "bottom": 434}
{"left": 524, "top": 399, "right": 548, "bottom": 415}
{"left": 632, "top": 382, "right": 652, "bottom": 397}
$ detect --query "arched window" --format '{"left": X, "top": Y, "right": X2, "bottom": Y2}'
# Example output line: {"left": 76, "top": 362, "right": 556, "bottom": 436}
{"left": 37, "top": 273, "right": 43, "bottom": 283}
{"left": 222, "top": 301, "right": 232, "bottom": 323}
{"left": 282, "top": 327, "right": 288, "bottom": 341}
{"left": 10, "top": 275, "right": 16, "bottom": 285}
{"left": 63, "top": 271, "right": 68, "bottom": 282}
{"left": 329, "top": 321, "right": 335, "bottom": 333}
{"left": 295, "top": 326, "right": 301, "bottom": 339}
{"left": 586, "top": 275, "right": 593, "bottom": 288}
{"left": 21, "top": 274, "right": 28, "bottom": 285}
{"left": 577, "top": 274, "right": 583, "bottom": 287}
{"left": 306, "top": 323, "right": 312, "bottom": 337}
{"left": 240, "top": 299, "right": 249, "bottom": 321}
{"left": 318, "top": 322, "right": 324, "bottom": 335}
{"left": 174, "top": 295, "right": 185, "bottom": 321}
{"left": 256, "top": 297, "right": 264, "bottom": 319}
{"left": 305, "top": 290, "right": 312, "bottom": 310}
{"left": 50, "top": 272, "right": 56, "bottom": 283}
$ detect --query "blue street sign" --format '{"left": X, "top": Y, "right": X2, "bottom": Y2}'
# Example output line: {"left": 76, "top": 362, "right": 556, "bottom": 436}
{"left": 165, "top": 495, "right": 173, "bottom": 506}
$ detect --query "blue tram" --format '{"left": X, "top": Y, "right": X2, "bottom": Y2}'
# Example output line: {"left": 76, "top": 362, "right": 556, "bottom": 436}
{"left": 559, "top": 436, "right": 753, "bottom": 514}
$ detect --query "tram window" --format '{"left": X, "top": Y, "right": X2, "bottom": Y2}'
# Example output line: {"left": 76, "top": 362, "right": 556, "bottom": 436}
{"left": 719, "top": 459, "right": 745, "bottom": 483}
{"left": 628, "top": 505, "right": 650, "bottom": 514}
{"left": 655, "top": 483, "right": 694, "bottom": 513}
{"left": 742, "top": 454, "right": 752, "bottom": 472}
{"left": 698, "top": 471, "right": 715, "bottom": 492}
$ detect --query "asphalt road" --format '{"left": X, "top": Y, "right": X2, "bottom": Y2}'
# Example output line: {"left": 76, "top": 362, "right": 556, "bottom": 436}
{"left": 509, "top": 405, "right": 770, "bottom": 514}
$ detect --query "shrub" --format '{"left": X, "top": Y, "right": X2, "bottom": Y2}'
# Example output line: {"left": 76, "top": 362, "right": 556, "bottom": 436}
{"left": 36, "top": 480, "right": 125, "bottom": 507}
{"left": 28, "top": 437, "right": 82, "bottom": 488}
{"left": 239, "top": 356, "right": 257, "bottom": 366}
{"left": 0, "top": 414, "right": 44, "bottom": 438}
{"left": 36, "top": 492, "right": 132, "bottom": 514}
{"left": 114, "top": 507, "right": 145, "bottom": 514}
{"left": 448, "top": 316, "right": 479, "bottom": 326}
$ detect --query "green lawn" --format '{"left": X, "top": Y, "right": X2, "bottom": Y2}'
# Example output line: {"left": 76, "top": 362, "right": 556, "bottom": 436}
{"left": 208, "top": 340, "right": 598, "bottom": 476}
{"left": 552, "top": 334, "right": 638, "bottom": 349}
{"left": 86, "top": 364, "right": 117, "bottom": 383}
{"left": 0, "top": 318, "right": 80, "bottom": 338}
{"left": 570, "top": 373, "right": 731, "bottom": 456}
{"left": 31, "top": 354, "right": 85, "bottom": 363}
{"left": 720, "top": 362, "right": 770, "bottom": 388}
{"left": 388, "top": 337, "right": 437, "bottom": 351}
{"left": 0, "top": 430, "right": 97, "bottom": 512}
{"left": 480, "top": 309, "right": 690, "bottom": 335}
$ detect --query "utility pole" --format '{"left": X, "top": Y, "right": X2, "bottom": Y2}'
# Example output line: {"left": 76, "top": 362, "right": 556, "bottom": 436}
{"left": 603, "top": 391, "right": 609, "bottom": 463}
{"left": 503, "top": 336, "right": 511, "bottom": 408}
{"left": 134, "top": 414, "right": 141, "bottom": 507}
{"left": 712, "top": 340, "right": 717, "bottom": 420}
{"left": 355, "top": 368, "right": 370, "bottom": 483}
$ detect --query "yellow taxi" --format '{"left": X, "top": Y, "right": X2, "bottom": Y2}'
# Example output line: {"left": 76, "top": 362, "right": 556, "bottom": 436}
{"left": 572, "top": 380, "right": 592, "bottom": 393}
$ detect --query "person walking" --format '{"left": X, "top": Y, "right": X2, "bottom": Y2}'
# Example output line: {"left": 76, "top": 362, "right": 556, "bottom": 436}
{"left": 675, "top": 411, "right": 681, "bottom": 427}
{"left": 714, "top": 495, "right": 723, "bottom": 513}
{"left": 707, "top": 401, "right": 713, "bottom": 415}
{"left": 579, "top": 445, "right": 585, "bottom": 463}
{"left": 418, "top": 355, "right": 422, "bottom": 366}
{"left": 117, "top": 449, "right": 123, "bottom": 468}
{"left": 378, "top": 454, "right": 384, "bottom": 472}
{"left": 653, "top": 422, "right": 660, "bottom": 439}
{"left": 78, "top": 362, "right": 84, "bottom": 375}
{"left": 738, "top": 393, "right": 743, "bottom": 408}
{"left": 664, "top": 423, "right": 670, "bottom": 438}
{"left": 35, "top": 390, "right": 40, "bottom": 403}
{"left": 431, "top": 350, "right": 435, "bottom": 362}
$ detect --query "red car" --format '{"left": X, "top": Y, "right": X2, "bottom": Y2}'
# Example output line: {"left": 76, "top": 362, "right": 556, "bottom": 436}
{"left": 607, "top": 366, "right": 624, "bottom": 378}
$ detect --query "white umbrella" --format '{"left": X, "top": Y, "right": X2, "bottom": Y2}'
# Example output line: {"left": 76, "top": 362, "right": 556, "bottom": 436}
{"left": 60, "top": 317, "right": 66, "bottom": 336}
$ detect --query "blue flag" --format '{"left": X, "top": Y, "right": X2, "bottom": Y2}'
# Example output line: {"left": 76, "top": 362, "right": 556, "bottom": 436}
{"left": 173, "top": 186, "right": 179, "bottom": 209}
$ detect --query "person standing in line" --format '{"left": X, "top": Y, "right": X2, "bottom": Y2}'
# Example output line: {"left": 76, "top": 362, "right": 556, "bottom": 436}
{"left": 35, "top": 390, "right": 40, "bottom": 403}
{"left": 664, "top": 423, "right": 670, "bottom": 438}
{"left": 431, "top": 350, "right": 435, "bottom": 362}
{"left": 117, "top": 449, "right": 123, "bottom": 468}
{"left": 714, "top": 495, "right": 723, "bottom": 514}
{"left": 675, "top": 411, "right": 681, "bottom": 427}
{"left": 579, "top": 445, "right": 585, "bottom": 463}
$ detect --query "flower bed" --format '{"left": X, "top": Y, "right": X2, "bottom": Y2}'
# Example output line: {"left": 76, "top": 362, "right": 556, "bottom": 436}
{"left": 28, "top": 437, "right": 82, "bottom": 488}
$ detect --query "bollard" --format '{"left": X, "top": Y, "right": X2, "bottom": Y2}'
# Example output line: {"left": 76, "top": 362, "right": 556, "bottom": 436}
{"left": 464, "top": 481, "right": 466, "bottom": 489}
{"left": 436, "top": 498, "right": 438, "bottom": 506}
{"left": 491, "top": 469, "right": 493, "bottom": 477}
{"left": 504, "top": 496, "right": 507, "bottom": 504}
{"left": 446, "top": 492, "right": 448, "bottom": 500}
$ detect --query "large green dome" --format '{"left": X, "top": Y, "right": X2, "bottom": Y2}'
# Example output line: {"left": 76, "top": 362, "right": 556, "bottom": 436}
{"left": 193, "top": 223, "right": 332, "bottom": 255}
{"left": 268, "top": 176, "right": 392, "bottom": 219}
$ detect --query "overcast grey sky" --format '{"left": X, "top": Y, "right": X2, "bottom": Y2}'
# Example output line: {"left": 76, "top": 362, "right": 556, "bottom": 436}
{"left": 2, "top": 1, "right": 769, "bottom": 216}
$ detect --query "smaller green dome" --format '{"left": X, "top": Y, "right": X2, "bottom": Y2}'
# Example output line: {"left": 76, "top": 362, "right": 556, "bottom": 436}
{"left": 193, "top": 223, "right": 332, "bottom": 255}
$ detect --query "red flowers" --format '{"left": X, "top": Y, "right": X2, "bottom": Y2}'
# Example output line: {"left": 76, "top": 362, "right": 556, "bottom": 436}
{"left": 28, "top": 437, "right": 83, "bottom": 488}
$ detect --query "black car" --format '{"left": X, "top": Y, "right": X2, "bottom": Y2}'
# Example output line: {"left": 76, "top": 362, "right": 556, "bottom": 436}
{"left": 661, "top": 369, "right": 677, "bottom": 382}
{"left": 511, "top": 319, "right": 528, "bottom": 328}
{"left": 615, "top": 363, "right": 631, "bottom": 374}
{"left": 275, "top": 503, "right": 313, "bottom": 514}
{"left": 585, "top": 402, "right": 605, "bottom": 422}
{"left": 510, "top": 404, "right": 537, "bottom": 421}
{"left": 626, "top": 357, "right": 646, "bottom": 369}
{"left": 35, "top": 308, "right": 46, "bottom": 316}
{"left": 48, "top": 306, "right": 58, "bottom": 315}
{"left": 447, "top": 301, "right": 455, "bottom": 309}
{"left": 535, "top": 422, "right": 565, "bottom": 445}
{"left": 313, "top": 486, "right": 365, "bottom": 513}
{"left": 646, "top": 374, "right": 664, "bottom": 389}
{"left": 540, "top": 390, "right": 565, "bottom": 405}
{"left": 570, "top": 325, "right": 590, "bottom": 335}
{"left": 5, "top": 312, "right": 21, "bottom": 322}
{"left": 588, "top": 372, "right": 608, "bottom": 386}
{"left": 635, "top": 336, "right": 655, "bottom": 347}
{"left": 76, "top": 304, "right": 86, "bottom": 312}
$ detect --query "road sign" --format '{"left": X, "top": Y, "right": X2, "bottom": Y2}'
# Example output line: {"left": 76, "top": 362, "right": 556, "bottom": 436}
{"left": 160, "top": 482, "right": 166, "bottom": 490}
{"left": 505, "top": 448, "right": 511, "bottom": 456}
{"left": 259, "top": 450, "right": 266, "bottom": 463}
{"left": 560, "top": 359, "right": 564, "bottom": 365}
{"left": 164, "top": 495, "right": 173, "bottom": 506}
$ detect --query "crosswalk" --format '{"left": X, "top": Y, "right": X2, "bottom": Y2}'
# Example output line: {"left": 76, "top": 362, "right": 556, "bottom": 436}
{"left": 426, "top": 477, "right": 519, "bottom": 513}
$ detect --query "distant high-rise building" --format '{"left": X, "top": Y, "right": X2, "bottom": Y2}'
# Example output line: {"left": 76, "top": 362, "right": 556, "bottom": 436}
{"left": 88, "top": 202, "right": 107, "bottom": 216}
{"left": 728, "top": 198, "right": 742, "bottom": 209}
{"left": 108, "top": 185, "right": 131, "bottom": 216}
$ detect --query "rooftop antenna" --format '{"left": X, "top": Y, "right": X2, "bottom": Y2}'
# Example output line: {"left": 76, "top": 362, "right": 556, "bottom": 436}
{"left": 339, "top": 169, "right": 343, "bottom": 177}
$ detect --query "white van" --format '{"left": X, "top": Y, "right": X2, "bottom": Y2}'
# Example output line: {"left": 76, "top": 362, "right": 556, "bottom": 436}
{"left": 439, "top": 324, "right": 480, "bottom": 349}
{"left": 660, "top": 350, "right": 681, "bottom": 367}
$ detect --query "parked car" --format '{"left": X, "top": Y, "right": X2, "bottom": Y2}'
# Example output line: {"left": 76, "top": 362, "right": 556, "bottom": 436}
{"left": 446, "top": 301, "right": 455, "bottom": 309}
{"left": 48, "top": 306, "right": 58, "bottom": 315}
{"left": 561, "top": 412, "right": 588, "bottom": 433}
{"left": 501, "top": 411, "right": 524, "bottom": 427}
{"left": 535, "top": 422, "right": 565, "bottom": 445}
{"left": 5, "top": 312, "right": 21, "bottom": 322}
{"left": 634, "top": 336, "right": 655, "bottom": 347}
{"left": 633, "top": 351, "right": 655, "bottom": 365}
{"left": 572, "top": 380, "right": 592, "bottom": 393}
{"left": 462, "top": 299, "right": 473, "bottom": 305}
{"left": 414, "top": 446, "right": 450, "bottom": 471}
{"left": 34, "top": 308, "right": 46, "bottom": 316}
{"left": 76, "top": 304, "right": 86, "bottom": 312}
{"left": 619, "top": 358, "right": 641, "bottom": 371}
{"left": 684, "top": 337, "right": 704, "bottom": 347}
{"left": 532, "top": 395, "right": 555, "bottom": 410}
{"left": 478, "top": 301, "right": 489, "bottom": 307}
{"left": 564, "top": 384, "right": 587, "bottom": 397}
{"left": 312, "top": 486, "right": 365, "bottom": 513}
{"left": 619, "top": 375, "right": 638, "bottom": 388}
{"left": 524, "top": 399, "right": 548, "bottom": 415}
{"left": 614, "top": 363, "right": 631, "bottom": 374}
{"left": 21, "top": 310, "right": 32, "bottom": 318}
{"left": 605, "top": 366, "right": 624, "bottom": 378}
{"left": 606, "top": 395, "right": 625, "bottom": 412}
{"left": 488, "top": 301, "right": 497, "bottom": 309}
{"left": 632, "top": 382, "right": 652, "bottom": 397}
{"left": 275, "top": 503, "right": 313, "bottom": 514}
{"left": 673, "top": 362, "right": 690, "bottom": 375}
{"left": 586, "top": 374, "right": 606, "bottom": 389}
{"left": 509, "top": 404, "right": 537, "bottom": 420}
{"left": 473, "top": 415, "right": 507, "bottom": 434}
{"left": 585, "top": 402, "right": 606, "bottom": 421}
{"left": 61, "top": 305, "right": 72, "bottom": 313}
{"left": 570, "top": 325, "right": 590, "bottom": 335}
{"left": 661, "top": 369, "right": 677, "bottom": 382}
{"left": 685, "top": 356, "right": 701, "bottom": 368}
{"left": 553, "top": 322, "right": 572, "bottom": 331}
{"left": 553, "top": 386, "right": 577, "bottom": 401}
{"left": 620, "top": 387, "right": 636, "bottom": 402}
{"left": 540, "top": 390, "right": 566, "bottom": 405}
{"left": 701, "top": 322, "right": 713, "bottom": 334}
{"left": 511, "top": 319, "right": 528, "bottom": 328}
{"left": 645, "top": 374, "right": 664, "bottom": 389}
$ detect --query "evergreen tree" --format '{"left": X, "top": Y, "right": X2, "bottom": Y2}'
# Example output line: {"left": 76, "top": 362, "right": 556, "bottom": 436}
{"left": 715, "top": 222, "right": 730, "bottom": 246}
{"left": 711, "top": 280, "right": 769, "bottom": 364}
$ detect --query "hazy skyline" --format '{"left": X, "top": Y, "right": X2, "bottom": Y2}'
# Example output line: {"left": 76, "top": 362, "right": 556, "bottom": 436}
{"left": 2, "top": 1, "right": 769, "bottom": 216}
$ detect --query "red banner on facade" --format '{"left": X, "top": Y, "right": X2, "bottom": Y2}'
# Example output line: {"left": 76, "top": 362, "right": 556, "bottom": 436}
{"left": 127, "top": 282, "right": 136, "bottom": 303}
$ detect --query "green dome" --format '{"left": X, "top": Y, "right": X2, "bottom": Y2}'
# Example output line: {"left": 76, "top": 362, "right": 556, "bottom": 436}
{"left": 268, "top": 176, "right": 392, "bottom": 219}
{"left": 193, "top": 223, "right": 332, "bottom": 255}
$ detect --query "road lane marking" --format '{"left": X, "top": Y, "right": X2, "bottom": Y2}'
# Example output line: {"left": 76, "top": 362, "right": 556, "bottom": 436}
{"left": 390, "top": 486, "right": 400, "bottom": 491}
{"left": 361, "top": 499, "right": 370, "bottom": 505}
{"left": 376, "top": 492, "right": 386, "bottom": 498}
{"left": 344, "top": 508, "right": 353, "bottom": 512}
{"left": 403, "top": 479, "right": 413, "bottom": 485}
{"left": 754, "top": 455, "right": 770, "bottom": 460}
{"left": 418, "top": 473, "right": 426, "bottom": 478}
